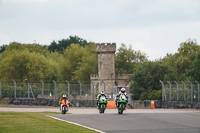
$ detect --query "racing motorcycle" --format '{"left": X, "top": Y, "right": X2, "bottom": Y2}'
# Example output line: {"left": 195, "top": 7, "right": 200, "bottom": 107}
{"left": 61, "top": 99, "right": 70, "bottom": 114}
{"left": 117, "top": 94, "right": 127, "bottom": 114}
{"left": 98, "top": 96, "right": 107, "bottom": 113}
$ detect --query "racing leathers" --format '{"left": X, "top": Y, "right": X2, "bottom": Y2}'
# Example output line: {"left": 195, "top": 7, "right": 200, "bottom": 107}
{"left": 96, "top": 93, "right": 107, "bottom": 108}
{"left": 115, "top": 91, "right": 128, "bottom": 108}
{"left": 59, "top": 97, "right": 69, "bottom": 110}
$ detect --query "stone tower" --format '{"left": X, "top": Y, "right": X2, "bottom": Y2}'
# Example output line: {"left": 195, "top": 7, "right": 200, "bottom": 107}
{"left": 90, "top": 43, "right": 132, "bottom": 99}
{"left": 96, "top": 43, "right": 116, "bottom": 79}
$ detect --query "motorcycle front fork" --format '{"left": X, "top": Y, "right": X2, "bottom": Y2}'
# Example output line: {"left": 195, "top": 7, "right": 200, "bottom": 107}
{"left": 60, "top": 105, "right": 69, "bottom": 110}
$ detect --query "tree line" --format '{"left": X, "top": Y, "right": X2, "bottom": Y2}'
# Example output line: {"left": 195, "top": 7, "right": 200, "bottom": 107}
{"left": 0, "top": 36, "right": 199, "bottom": 100}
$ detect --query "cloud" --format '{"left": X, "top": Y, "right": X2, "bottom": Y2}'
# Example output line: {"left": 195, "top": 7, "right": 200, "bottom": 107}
{"left": 0, "top": 0, "right": 199, "bottom": 60}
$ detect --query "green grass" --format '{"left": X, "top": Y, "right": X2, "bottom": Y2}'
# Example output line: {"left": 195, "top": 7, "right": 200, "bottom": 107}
{"left": 0, "top": 112, "right": 97, "bottom": 133}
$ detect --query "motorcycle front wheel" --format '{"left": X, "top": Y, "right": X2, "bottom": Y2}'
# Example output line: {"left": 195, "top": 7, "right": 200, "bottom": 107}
{"left": 62, "top": 106, "right": 66, "bottom": 114}
{"left": 118, "top": 104, "right": 123, "bottom": 114}
{"left": 99, "top": 104, "right": 105, "bottom": 113}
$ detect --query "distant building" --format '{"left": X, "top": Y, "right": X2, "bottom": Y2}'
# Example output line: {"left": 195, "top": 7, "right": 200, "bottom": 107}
{"left": 90, "top": 43, "right": 132, "bottom": 100}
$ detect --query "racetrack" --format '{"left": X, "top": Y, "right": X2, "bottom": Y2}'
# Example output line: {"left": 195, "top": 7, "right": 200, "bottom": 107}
{"left": 0, "top": 106, "right": 199, "bottom": 113}
{"left": 52, "top": 111, "right": 200, "bottom": 133}
{"left": 1, "top": 106, "right": 200, "bottom": 133}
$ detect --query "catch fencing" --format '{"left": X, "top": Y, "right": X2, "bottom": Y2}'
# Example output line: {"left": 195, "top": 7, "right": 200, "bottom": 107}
{"left": 5, "top": 79, "right": 199, "bottom": 108}
{"left": 160, "top": 80, "right": 200, "bottom": 109}
{"left": 160, "top": 81, "right": 200, "bottom": 102}
{"left": 0, "top": 80, "right": 94, "bottom": 107}
{"left": 0, "top": 80, "right": 132, "bottom": 107}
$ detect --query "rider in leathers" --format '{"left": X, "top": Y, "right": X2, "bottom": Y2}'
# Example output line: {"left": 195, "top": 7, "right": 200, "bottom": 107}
{"left": 115, "top": 88, "right": 128, "bottom": 108}
{"left": 96, "top": 91, "right": 107, "bottom": 108}
{"left": 59, "top": 94, "right": 69, "bottom": 110}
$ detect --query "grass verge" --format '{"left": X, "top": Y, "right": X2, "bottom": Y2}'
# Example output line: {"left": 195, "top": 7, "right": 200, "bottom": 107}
{"left": 0, "top": 112, "right": 97, "bottom": 133}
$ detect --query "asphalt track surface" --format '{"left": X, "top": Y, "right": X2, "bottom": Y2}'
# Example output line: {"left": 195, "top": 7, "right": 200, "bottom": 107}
{"left": 0, "top": 106, "right": 200, "bottom": 133}
{"left": 52, "top": 110, "right": 200, "bottom": 133}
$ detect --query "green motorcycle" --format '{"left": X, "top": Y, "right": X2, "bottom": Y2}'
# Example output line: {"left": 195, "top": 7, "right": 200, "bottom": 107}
{"left": 98, "top": 96, "right": 107, "bottom": 113}
{"left": 117, "top": 94, "right": 127, "bottom": 114}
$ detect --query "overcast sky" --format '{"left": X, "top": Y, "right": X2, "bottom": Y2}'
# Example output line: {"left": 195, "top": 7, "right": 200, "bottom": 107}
{"left": 0, "top": 0, "right": 200, "bottom": 60}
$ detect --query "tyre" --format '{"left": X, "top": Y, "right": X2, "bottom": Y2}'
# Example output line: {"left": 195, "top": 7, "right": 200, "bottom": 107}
{"left": 66, "top": 106, "right": 68, "bottom": 113}
{"left": 62, "top": 106, "right": 66, "bottom": 114}
{"left": 102, "top": 105, "right": 105, "bottom": 113}
{"left": 118, "top": 104, "right": 123, "bottom": 114}
{"left": 99, "top": 104, "right": 105, "bottom": 113}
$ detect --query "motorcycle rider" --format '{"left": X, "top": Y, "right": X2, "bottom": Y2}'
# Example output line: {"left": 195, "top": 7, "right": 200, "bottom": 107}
{"left": 115, "top": 88, "right": 128, "bottom": 108}
{"left": 59, "top": 94, "right": 69, "bottom": 110}
{"left": 96, "top": 91, "right": 107, "bottom": 109}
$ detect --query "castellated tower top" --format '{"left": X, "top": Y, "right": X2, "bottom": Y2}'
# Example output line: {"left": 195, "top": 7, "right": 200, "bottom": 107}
{"left": 96, "top": 43, "right": 116, "bottom": 53}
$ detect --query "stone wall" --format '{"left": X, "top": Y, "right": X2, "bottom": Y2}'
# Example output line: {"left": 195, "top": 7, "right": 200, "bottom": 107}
{"left": 98, "top": 53, "right": 115, "bottom": 79}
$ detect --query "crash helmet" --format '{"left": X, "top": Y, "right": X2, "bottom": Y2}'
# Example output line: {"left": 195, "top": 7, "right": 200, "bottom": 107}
{"left": 100, "top": 91, "right": 105, "bottom": 95}
{"left": 62, "top": 94, "right": 67, "bottom": 98}
{"left": 120, "top": 88, "right": 126, "bottom": 93}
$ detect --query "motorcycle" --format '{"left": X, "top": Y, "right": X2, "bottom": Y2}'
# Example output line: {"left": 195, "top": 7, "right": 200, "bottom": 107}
{"left": 98, "top": 96, "right": 107, "bottom": 113}
{"left": 117, "top": 94, "right": 127, "bottom": 114}
{"left": 61, "top": 99, "right": 69, "bottom": 114}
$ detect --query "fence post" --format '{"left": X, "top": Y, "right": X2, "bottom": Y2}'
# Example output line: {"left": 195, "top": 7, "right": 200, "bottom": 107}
{"left": 90, "top": 81, "right": 94, "bottom": 101}
{"left": 195, "top": 81, "right": 199, "bottom": 102}
{"left": 91, "top": 81, "right": 95, "bottom": 106}
{"left": 12, "top": 79, "right": 16, "bottom": 98}
{"left": 188, "top": 81, "right": 193, "bottom": 102}
{"left": 101, "top": 81, "right": 106, "bottom": 93}
{"left": 167, "top": 81, "right": 171, "bottom": 101}
{"left": 65, "top": 80, "right": 70, "bottom": 99}
{"left": 26, "top": 80, "right": 35, "bottom": 99}
{"left": 28, "top": 83, "right": 30, "bottom": 98}
{"left": 174, "top": 81, "right": 179, "bottom": 101}
{"left": 40, "top": 80, "right": 44, "bottom": 96}
{"left": 78, "top": 81, "right": 82, "bottom": 100}
{"left": 25, "top": 79, "right": 30, "bottom": 98}
{"left": 159, "top": 80, "right": 165, "bottom": 101}
{"left": 182, "top": 81, "right": 186, "bottom": 101}
{"left": 0, "top": 80, "right": 2, "bottom": 98}
{"left": 53, "top": 80, "right": 57, "bottom": 106}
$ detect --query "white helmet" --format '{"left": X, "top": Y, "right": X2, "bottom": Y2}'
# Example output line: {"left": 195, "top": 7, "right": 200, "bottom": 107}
{"left": 121, "top": 88, "right": 126, "bottom": 93}
{"left": 100, "top": 91, "right": 105, "bottom": 95}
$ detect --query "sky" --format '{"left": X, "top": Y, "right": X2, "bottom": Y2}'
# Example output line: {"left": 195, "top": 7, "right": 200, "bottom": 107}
{"left": 0, "top": 0, "right": 200, "bottom": 60}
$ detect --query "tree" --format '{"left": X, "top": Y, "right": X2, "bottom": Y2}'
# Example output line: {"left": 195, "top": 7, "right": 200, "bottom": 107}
{"left": 0, "top": 45, "right": 7, "bottom": 53}
{"left": 0, "top": 42, "right": 61, "bottom": 82}
{"left": 0, "top": 50, "right": 59, "bottom": 82}
{"left": 72, "top": 43, "right": 98, "bottom": 83}
{"left": 115, "top": 44, "right": 147, "bottom": 74}
{"left": 131, "top": 61, "right": 174, "bottom": 100}
{"left": 176, "top": 40, "right": 200, "bottom": 79}
{"left": 161, "top": 39, "right": 200, "bottom": 80}
{"left": 48, "top": 36, "right": 88, "bottom": 53}
{"left": 187, "top": 52, "right": 200, "bottom": 81}
{"left": 62, "top": 43, "right": 97, "bottom": 83}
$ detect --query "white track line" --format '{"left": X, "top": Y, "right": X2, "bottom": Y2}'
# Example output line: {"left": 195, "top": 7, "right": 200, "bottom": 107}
{"left": 46, "top": 115, "right": 106, "bottom": 133}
